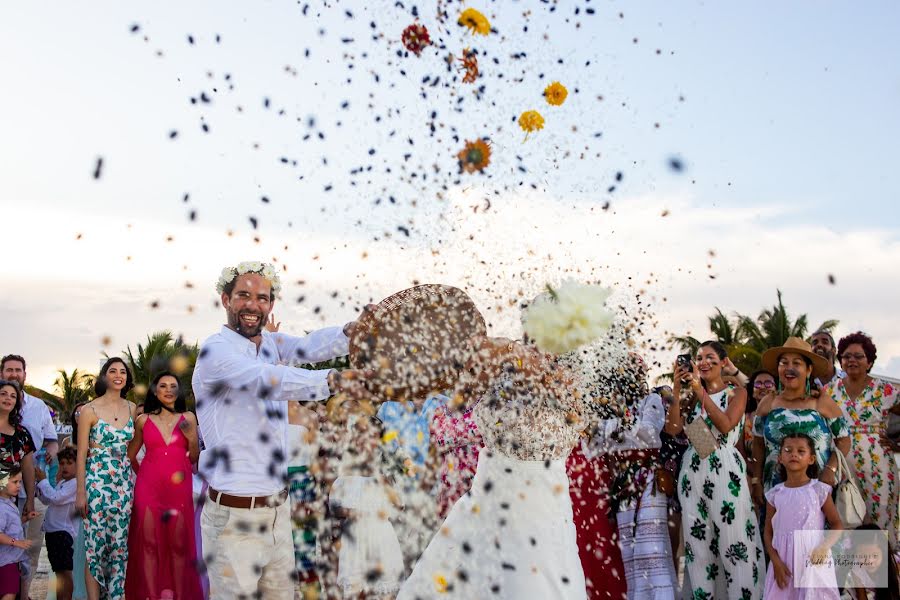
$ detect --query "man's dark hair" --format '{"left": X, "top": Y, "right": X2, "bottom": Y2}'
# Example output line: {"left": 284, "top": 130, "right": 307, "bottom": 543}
{"left": 0, "top": 355, "right": 26, "bottom": 372}
{"left": 57, "top": 447, "right": 77, "bottom": 463}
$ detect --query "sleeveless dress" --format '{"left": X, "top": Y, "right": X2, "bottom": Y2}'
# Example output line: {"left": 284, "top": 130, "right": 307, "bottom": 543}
{"left": 125, "top": 414, "right": 203, "bottom": 599}
{"left": 753, "top": 407, "right": 848, "bottom": 492}
{"left": 397, "top": 379, "right": 588, "bottom": 599}
{"left": 85, "top": 416, "right": 134, "bottom": 599}
{"left": 678, "top": 388, "right": 765, "bottom": 600}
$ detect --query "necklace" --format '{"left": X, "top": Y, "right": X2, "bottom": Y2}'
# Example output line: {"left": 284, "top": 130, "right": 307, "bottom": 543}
{"left": 112, "top": 400, "right": 125, "bottom": 422}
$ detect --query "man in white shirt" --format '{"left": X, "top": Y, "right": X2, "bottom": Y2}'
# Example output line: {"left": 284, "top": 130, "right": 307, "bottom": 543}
{"left": 1, "top": 353, "right": 59, "bottom": 598}
{"left": 193, "top": 261, "right": 371, "bottom": 600}
{"left": 810, "top": 330, "right": 846, "bottom": 389}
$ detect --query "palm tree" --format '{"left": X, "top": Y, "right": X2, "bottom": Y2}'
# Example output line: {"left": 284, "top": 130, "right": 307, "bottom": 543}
{"left": 736, "top": 290, "right": 838, "bottom": 355}
{"left": 662, "top": 291, "right": 838, "bottom": 380}
{"left": 52, "top": 368, "right": 95, "bottom": 418}
{"left": 121, "top": 331, "right": 199, "bottom": 405}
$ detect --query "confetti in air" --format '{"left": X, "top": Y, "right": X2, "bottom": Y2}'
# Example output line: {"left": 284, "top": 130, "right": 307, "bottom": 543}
{"left": 518, "top": 110, "right": 545, "bottom": 139}
{"left": 544, "top": 81, "right": 568, "bottom": 106}
{"left": 457, "top": 8, "right": 491, "bottom": 36}
{"left": 457, "top": 139, "right": 492, "bottom": 173}
{"left": 401, "top": 22, "right": 432, "bottom": 56}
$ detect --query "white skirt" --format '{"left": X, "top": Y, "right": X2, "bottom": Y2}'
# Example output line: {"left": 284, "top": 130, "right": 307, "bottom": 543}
{"left": 398, "top": 451, "right": 587, "bottom": 599}
{"left": 330, "top": 476, "right": 404, "bottom": 597}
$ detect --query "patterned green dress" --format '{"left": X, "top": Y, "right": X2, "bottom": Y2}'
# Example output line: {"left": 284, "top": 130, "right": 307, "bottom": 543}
{"left": 753, "top": 407, "right": 849, "bottom": 492}
{"left": 678, "top": 388, "right": 764, "bottom": 600}
{"left": 85, "top": 416, "right": 135, "bottom": 599}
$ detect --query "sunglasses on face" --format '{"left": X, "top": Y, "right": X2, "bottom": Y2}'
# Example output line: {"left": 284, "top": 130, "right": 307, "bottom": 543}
{"left": 840, "top": 353, "right": 867, "bottom": 362}
{"left": 754, "top": 381, "right": 775, "bottom": 389}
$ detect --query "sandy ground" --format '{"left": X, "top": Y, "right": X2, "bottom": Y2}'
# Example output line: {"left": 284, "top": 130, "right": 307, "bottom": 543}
{"left": 28, "top": 544, "right": 50, "bottom": 599}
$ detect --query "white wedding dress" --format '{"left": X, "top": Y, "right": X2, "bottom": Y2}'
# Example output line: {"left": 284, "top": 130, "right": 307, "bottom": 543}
{"left": 397, "top": 378, "right": 588, "bottom": 599}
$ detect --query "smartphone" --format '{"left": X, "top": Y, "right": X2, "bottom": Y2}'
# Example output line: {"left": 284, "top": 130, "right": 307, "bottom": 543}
{"left": 676, "top": 354, "right": 693, "bottom": 383}
{"left": 676, "top": 354, "right": 693, "bottom": 371}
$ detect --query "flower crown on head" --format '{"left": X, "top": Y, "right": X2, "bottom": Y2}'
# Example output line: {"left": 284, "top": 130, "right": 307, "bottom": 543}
{"left": 215, "top": 261, "right": 282, "bottom": 296}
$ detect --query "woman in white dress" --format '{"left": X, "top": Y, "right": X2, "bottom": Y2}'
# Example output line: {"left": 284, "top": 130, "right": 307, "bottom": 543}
{"left": 397, "top": 337, "right": 588, "bottom": 599}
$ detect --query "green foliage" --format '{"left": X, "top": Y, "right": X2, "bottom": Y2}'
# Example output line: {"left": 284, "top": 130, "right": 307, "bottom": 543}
{"left": 52, "top": 368, "right": 95, "bottom": 418}
{"left": 120, "top": 331, "right": 199, "bottom": 406}
{"left": 662, "top": 290, "right": 838, "bottom": 381}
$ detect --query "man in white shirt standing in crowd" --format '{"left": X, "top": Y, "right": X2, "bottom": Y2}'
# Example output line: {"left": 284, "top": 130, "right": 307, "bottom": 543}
{"left": 193, "top": 261, "right": 372, "bottom": 600}
{"left": 1, "top": 354, "right": 59, "bottom": 598}
{"left": 810, "top": 330, "right": 845, "bottom": 389}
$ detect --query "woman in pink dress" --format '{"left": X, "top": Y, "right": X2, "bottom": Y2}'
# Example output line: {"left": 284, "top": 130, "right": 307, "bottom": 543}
{"left": 126, "top": 372, "right": 203, "bottom": 600}
{"left": 429, "top": 404, "right": 484, "bottom": 519}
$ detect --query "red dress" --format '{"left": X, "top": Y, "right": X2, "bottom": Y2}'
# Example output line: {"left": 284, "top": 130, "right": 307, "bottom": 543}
{"left": 566, "top": 443, "right": 627, "bottom": 600}
{"left": 126, "top": 415, "right": 203, "bottom": 599}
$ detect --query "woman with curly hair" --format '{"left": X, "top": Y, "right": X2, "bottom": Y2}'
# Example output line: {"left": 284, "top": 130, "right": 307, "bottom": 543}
{"left": 825, "top": 332, "right": 900, "bottom": 545}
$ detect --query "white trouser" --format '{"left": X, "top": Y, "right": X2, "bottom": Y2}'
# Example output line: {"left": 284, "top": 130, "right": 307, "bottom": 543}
{"left": 201, "top": 498, "right": 294, "bottom": 600}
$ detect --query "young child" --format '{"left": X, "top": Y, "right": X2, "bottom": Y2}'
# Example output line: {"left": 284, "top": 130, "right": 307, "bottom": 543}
{"left": 842, "top": 524, "right": 900, "bottom": 600}
{"left": 764, "top": 432, "right": 843, "bottom": 599}
{"left": 0, "top": 466, "right": 32, "bottom": 600}
{"left": 36, "top": 446, "right": 79, "bottom": 600}
{"left": 325, "top": 399, "right": 404, "bottom": 599}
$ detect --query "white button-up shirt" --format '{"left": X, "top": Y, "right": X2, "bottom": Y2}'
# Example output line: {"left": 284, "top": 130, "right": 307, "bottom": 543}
{"left": 36, "top": 478, "right": 78, "bottom": 539}
{"left": 581, "top": 392, "right": 667, "bottom": 458}
{"left": 21, "top": 392, "right": 57, "bottom": 451}
{"left": 193, "top": 325, "right": 348, "bottom": 495}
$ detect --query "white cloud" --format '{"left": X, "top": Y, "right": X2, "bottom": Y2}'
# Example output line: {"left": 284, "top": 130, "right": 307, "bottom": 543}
{"left": 6, "top": 187, "right": 900, "bottom": 391}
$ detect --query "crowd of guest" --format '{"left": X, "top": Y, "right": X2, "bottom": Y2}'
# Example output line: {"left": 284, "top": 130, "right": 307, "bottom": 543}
{"left": 2, "top": 269, "right": 900, "bottom": 599}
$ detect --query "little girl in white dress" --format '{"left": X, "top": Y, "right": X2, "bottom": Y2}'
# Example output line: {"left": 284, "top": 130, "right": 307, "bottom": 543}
{"left": 328, "top": 407, "right": 404, "bottom": 598}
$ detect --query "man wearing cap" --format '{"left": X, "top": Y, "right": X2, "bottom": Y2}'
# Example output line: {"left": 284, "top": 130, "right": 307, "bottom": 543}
{"left": 0, "top": 354, "right": 59, "bottom": 598}
{"left": 809, "top": 330, "right": 845, "bottom": 389}
{"left": 193, "top": 261, "right": 371, "bottom": 600}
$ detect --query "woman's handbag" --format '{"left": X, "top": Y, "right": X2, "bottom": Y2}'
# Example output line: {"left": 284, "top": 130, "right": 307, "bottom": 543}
{"left": 832, "top": 448, "right": 867, "bottom": 529}
{"left": 684, "top": 416, "right": 719, "bottom": 459}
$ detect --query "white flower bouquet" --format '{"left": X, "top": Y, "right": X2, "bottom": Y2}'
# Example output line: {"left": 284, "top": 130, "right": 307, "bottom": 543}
{"left": 523, "top": 281, "right": 614, "bottom": 355}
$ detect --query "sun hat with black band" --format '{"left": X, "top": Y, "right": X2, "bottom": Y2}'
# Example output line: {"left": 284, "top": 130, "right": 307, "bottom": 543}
{"left": 760, "top": 337, "right": 830, "bottom": 380}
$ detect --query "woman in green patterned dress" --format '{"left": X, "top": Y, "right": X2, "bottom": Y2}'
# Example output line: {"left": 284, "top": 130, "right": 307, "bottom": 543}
{"left": 750, "top": 337, "right": 850, "bottom": 506}
{"left": 666, "top": 341, "right": 764, "bottom": 600}
{"left": 75, "top": 358, "right": 137, "bottom": 600}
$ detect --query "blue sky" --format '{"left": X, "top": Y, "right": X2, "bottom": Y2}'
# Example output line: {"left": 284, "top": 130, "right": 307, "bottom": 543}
{"left": 2, "top": 1, "right": 898, "bottom": 388}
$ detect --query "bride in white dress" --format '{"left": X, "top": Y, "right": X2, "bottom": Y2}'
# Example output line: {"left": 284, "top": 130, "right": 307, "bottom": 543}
{"left": 397, "top": 337, "right": 588, "bottom": 599}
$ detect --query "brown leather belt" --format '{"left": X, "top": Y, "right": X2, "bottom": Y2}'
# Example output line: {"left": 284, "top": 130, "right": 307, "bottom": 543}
{"left": 208, "top": 487, "right": 288, "bottom": 509}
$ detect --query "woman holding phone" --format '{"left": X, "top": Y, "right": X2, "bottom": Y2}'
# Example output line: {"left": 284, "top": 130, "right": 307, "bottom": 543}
{"left": 665, "top": 341, "right": 764, "bottom": 599}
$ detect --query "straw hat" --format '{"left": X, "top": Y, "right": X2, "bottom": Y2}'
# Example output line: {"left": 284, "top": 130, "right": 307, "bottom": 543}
{"left": 760, "top": 337, "right": 830, "bottom": 380}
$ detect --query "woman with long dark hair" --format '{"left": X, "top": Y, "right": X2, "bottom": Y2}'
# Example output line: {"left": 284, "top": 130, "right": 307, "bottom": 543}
{"left": 75, "top": 357, "right": 137, "bottom": 600}
{"left": 0, "top": 380, "right": 36, "bottom": 518}
{"left": 126, "top": 371, "right": 202, "bottom": 599}
{"left": 665, "top": 340, "right": 764, "bottom": 599}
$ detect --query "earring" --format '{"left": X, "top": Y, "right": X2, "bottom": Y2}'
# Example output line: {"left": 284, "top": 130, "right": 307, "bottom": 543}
{"left": 805, "top": 377, "right": 811, "bottom": 397}
{"left": 777, "top": 380, "right": 783, "bottom": 393}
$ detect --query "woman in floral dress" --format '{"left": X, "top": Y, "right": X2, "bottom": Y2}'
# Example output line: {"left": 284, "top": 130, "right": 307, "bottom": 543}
{"left": 665, "top": 341, "right": 764, "bottom": 600}
{"left": 751, "top": 338, "right": 850, "bottom": 502}
{"left": 75, "top": 358, "right": 137, "bottom": 600}
{"left": 827, "top": 332, "right": 900, "bottom": 544}
{"left": 429, "top": 404, "right": 484, "bottom": 519}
